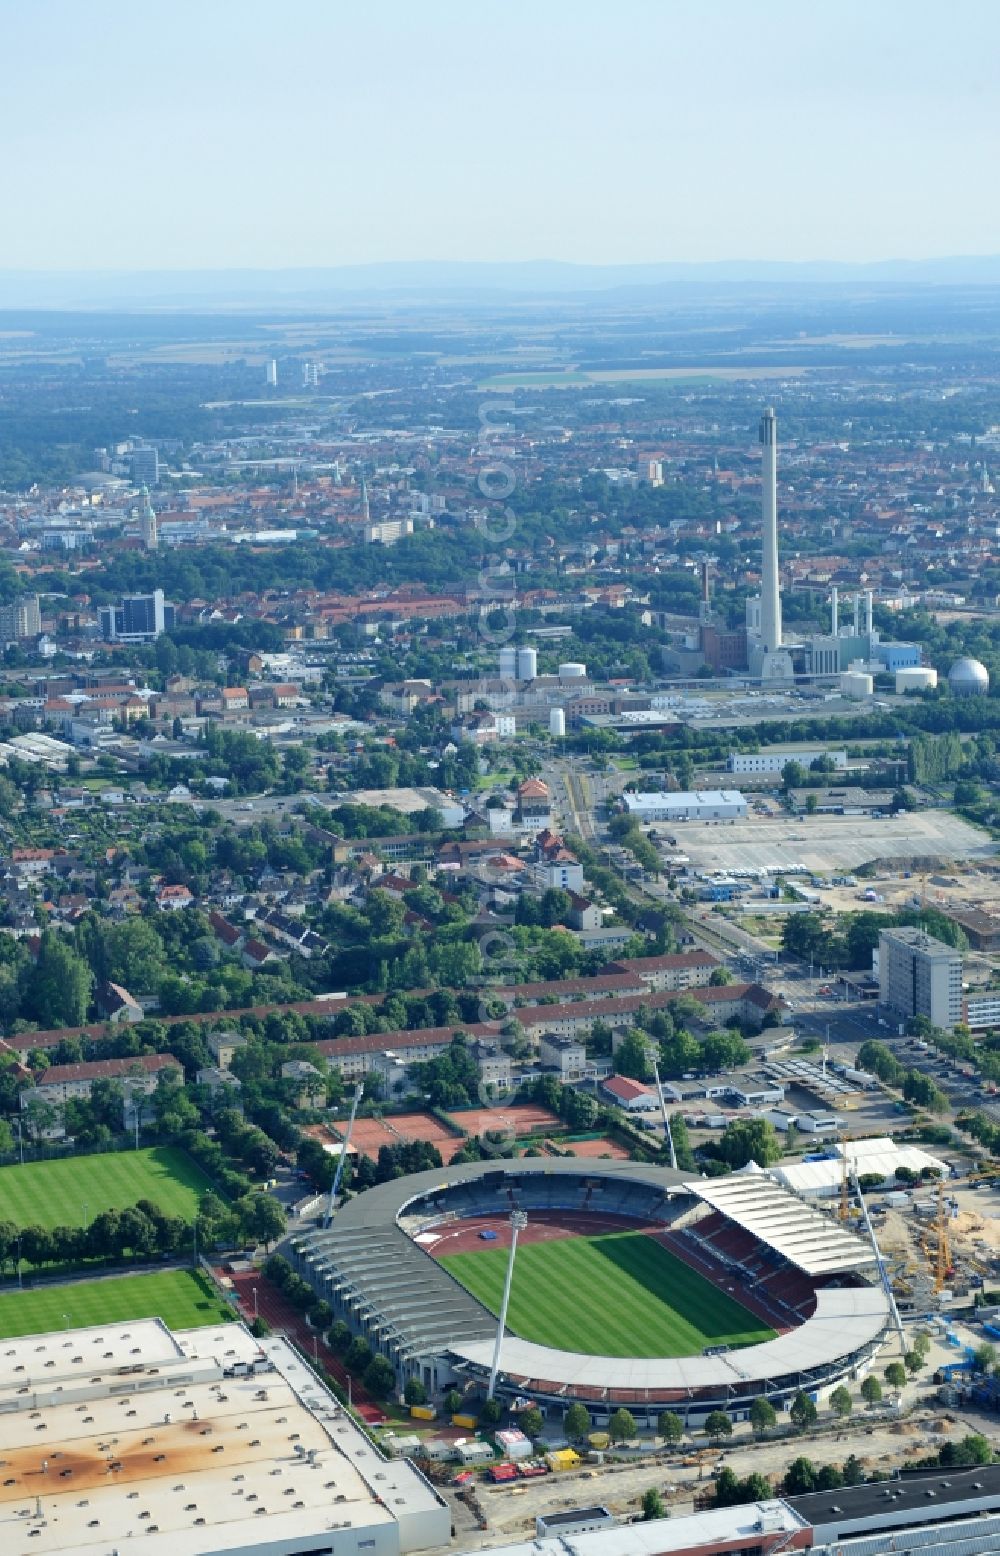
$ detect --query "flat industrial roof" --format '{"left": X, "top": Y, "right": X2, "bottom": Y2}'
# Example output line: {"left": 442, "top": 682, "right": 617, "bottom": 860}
{"left": 466, "top": 1499, "right": 808, "bottom": 1555}
{"left": 623, "top": 789, "right": 746, "bottom": 809}
{"left": 786, "top": 1464, "right": 1000, "bottom": 1527}
{"left": 0, "top": 1323, "right": 444, "bottom": 1555}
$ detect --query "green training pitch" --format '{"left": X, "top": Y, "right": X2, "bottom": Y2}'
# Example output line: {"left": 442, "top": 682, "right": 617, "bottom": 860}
{"left": 439, "top": 1232, "right": 776, "bottom": 1357}
{"left": 0, "top": 1269, "right": 235, "bottom": 1338}
{"left": 0, "top": 1147, "right": 213, "bottom": 1230}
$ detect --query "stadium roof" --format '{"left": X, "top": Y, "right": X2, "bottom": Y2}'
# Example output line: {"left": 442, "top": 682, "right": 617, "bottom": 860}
{"left": 685, "top": 1165, "right": 878, "bottom": 1276}
{"left": 296, "top": 1159, "right": 693, "bottom": 1365}
{"left": 450, "top": 1285, "right": 888, "bottom": 1393}
{"left": 296, "top": 1161, "right": 889, "bottom": 1403}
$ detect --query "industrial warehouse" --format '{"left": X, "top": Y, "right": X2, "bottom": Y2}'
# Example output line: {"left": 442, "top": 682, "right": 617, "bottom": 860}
{"left": 0, "top": 1319, "right": 449, "bottom": 1555}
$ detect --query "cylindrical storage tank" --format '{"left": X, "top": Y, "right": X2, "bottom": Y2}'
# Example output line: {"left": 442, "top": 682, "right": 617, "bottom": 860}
{"left": 841, "top": 670, "right": 874, "bottom": 700}
{"left": 498, "top": 646, "right": 517, "bottom": 680}
{"left": 549, "top": 707, "right": 566, "bottom": 738}
{"left": 896, "top": 666, "right": 938, "bottom": 693}
{"left": 516, "top": 646, "right": 537, "bottom": 682}
{"left": 948, "top": 657, "right": 990, "bottom": 696}
{"left": 558, "top": 662, "right": 586, "bottom": 680}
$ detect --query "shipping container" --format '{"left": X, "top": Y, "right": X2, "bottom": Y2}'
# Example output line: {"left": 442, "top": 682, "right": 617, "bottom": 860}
{"left": 410, "top": 1404, "right": 436, "bottom": 1420}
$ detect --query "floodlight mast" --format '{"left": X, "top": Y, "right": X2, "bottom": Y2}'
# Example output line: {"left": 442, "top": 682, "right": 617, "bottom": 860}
{"left": 487, "top": 1210, "right": 528, "bottom": 1401}
{"left": 324, "top": 1083, "right": 364, "bottom": 1228}
{"left": 852, "top": 1165, "right": 906, "bottom": 1351}
{"left": 652, "top": 1057, "right": 677, "bottom": 1171}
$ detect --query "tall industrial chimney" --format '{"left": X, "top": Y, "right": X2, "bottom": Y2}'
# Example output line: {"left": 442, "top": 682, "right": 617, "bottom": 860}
{"left": 758, "top": 408, "right": 782, "bottom": 653}
{"left": 853, "top": 594, "right": 861, "bottom": 635}
{"left": 830, "top": 585, "right": 839, "bottom": 637}
{"left": 864, "top": 589, "right": 874, "bottom": 636}
{"left": 700, "top": 560, "right": 711, "bottom": 605}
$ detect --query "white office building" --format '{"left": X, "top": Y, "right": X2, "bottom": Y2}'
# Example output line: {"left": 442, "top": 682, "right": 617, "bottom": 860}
{"left": 728, "top": 749, "right": 847, "bottom": 774}
{"left": 879, "top": 925, "right": 963, "bottom": 1031}
{"left": 622, "top": 790, "right": 748, "bottom": 823}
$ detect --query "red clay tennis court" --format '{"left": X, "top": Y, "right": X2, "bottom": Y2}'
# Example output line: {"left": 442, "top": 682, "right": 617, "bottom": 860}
{"left": 553, "top": 1135, "right": 630, "bottom": 1160}
{"left": 447, "top": 1103, "right": 561, "bottom": 1138}
{"left": 333, "top": 1111, "right": 467, "bottom": 1163}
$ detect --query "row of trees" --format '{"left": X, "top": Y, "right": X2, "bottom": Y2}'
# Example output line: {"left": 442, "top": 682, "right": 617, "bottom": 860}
{"left": 782, "top": 906, "right": 967, "bottom": 974}
{"left": 0, "top": 1187, "right": 283, "bottom": 1275}
{"left": 856, "top": 1040, "right": 950, "bottom": 1113}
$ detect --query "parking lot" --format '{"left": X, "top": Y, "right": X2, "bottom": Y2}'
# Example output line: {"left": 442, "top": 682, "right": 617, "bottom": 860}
{"left": 671, "top": 810, "right": 995, "bottom": 877}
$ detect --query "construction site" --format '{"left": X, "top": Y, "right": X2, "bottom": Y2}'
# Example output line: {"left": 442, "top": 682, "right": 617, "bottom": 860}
{"left": 870, "top": 1178, "right": 1000, "bottom": 1313}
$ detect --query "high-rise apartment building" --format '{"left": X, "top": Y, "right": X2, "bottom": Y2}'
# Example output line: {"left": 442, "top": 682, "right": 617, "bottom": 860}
{"left": 0, "top": 594, "right": 41, "bottom": 641}
{"left": 98, "top": 590, "right": 174, "bottom": 643}
{"left": 127, "top": 446, "right": 159, "bottom": 487}
{"left": 878, "top": 926, "right": 963, "bottom": 1031}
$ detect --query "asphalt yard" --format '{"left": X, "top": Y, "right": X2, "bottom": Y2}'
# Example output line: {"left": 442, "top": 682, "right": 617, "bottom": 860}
{"left": 672, "top": 809, "right": 994, "bottom": 876}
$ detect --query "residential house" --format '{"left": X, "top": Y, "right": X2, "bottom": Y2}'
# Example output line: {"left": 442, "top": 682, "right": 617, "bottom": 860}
{"left": 96, "top": 981, "right": 144, "bottom": 1024}
{"left": 242, "top": 937, "right": 279, "bottom": 970}
{"left": 538, "top": 1033, "right": 587, "bottom": 1081}
{"left": 20, "top": 1053, "right": 181, "bottom": 1113}
{"left": 207, "top": 1031, "right": 247, "bottom": 1070}
{"left": 196, "top": 1066, "right": 243, "bottom": 1102}
{"left": 472, "top": 1041, "right": 513, "bottom": 1093}
{"left": 515, "top": 778, "right": 552, "bottom": 831}
{"left": 281, "top": 1059, "right": 326, "bottom": 1108}
{"left": 601, "top": 951, "right": 720, "bottom": 992}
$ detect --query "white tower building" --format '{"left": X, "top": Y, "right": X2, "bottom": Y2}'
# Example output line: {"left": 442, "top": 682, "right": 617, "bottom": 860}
{"left": 759, "top": 407, "right": 782, "bottom": 653}
{"left": 265, "top": 359, "right": 278, "bottom": 386}
{"left": 138, "top": 485, "right": 158, "bottom": 551}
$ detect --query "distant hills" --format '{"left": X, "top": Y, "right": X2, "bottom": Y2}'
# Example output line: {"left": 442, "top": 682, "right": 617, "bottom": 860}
{"left": 3, "top": 257, "right": 1000, "bottom": 309}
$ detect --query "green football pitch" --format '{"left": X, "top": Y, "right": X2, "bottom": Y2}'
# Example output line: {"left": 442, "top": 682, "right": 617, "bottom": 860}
{"left": 0, "top": 1147, "right": 213, "bottom": 1230}
{"left": 0, "top": 1269, "right": 235, "bottom": 1338}
{"left": 439, "top": 1231, "right": 776, "bottom": 1357}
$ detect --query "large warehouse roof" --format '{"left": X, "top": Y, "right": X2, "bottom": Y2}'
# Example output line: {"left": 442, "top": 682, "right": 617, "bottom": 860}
{"left": 687, "top": 1165, "right": 877, "bottom": 1276}
{"left": 451, "top": 1285, "right": 888, "bottom": 1394}
{"left": 0, "top": 1320, "right": 447, "bottom": 1555}
{"left": 623, "top": 789, "right": 746, "bottom": 815}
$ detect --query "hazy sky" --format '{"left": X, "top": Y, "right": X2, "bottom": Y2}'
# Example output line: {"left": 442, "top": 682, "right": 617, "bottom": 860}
{"left": 3, "top": 0, "right": 999, "bottom": 270}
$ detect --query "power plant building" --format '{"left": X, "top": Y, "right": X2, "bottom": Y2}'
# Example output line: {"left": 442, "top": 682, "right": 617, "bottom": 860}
{"left": 699, "top": 407, "right": 918, "bottom": 686}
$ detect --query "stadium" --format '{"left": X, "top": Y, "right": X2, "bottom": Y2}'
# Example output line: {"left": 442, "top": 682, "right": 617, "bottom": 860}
{"left": 292, "top": 1159, "right": 891, "bottom": 1426}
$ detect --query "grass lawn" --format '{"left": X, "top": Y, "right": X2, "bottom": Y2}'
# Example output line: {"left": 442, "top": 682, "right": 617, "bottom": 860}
{"left": 0, "top": 1147, "right": 213, "bottom": 1230}
{"left": 0, "top": 1269, "right": 235, "bottom": 1338}
{"left": 439, "top": 1232, "right": 775, "bottom": 1357}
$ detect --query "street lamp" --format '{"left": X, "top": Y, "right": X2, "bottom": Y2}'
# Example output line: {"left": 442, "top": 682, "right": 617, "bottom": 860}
{"left": 252, "top": 1287, "right": 259, "bottom": 1320}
